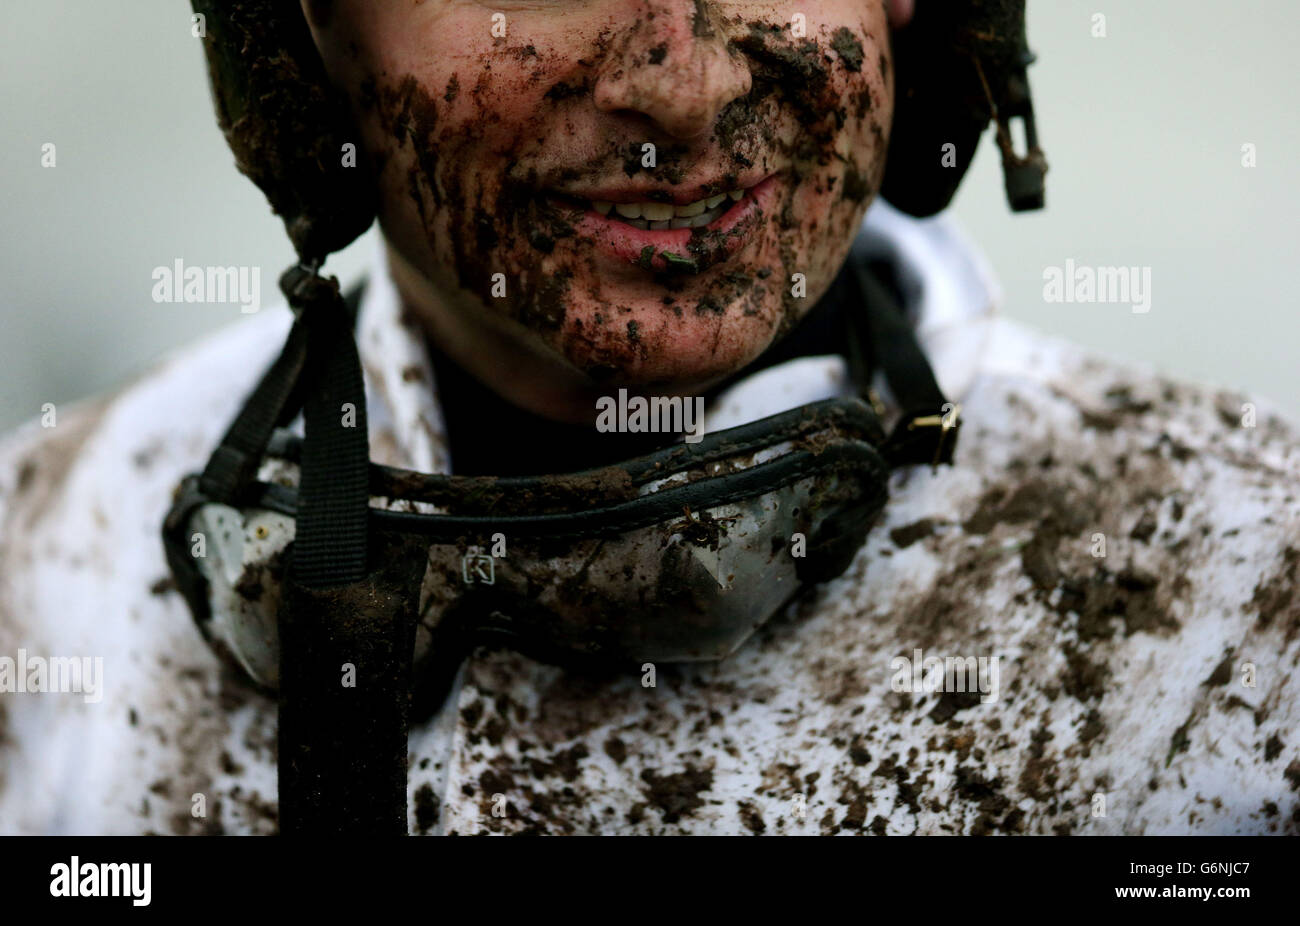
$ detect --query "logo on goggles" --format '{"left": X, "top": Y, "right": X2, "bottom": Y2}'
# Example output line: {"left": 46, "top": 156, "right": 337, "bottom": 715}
{"left": 461, "top": 546, "right": 496, "bottom": 585}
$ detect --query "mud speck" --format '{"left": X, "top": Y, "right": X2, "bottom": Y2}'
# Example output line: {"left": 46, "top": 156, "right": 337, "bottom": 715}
{"left": 830, "top": 27, "right": 864, "bottom": 72}
{"left": 890, "top": 518, "right": 936, "bottom": 549}
{"left": 640, "top": 765, "right": 713, "bottom": 823}
{"left": 414, "top": 782, "right": 440, "bottom": 834}
{"left": 603, "top": 735, "right": 628, "bottom": 765}
{"left": 738, "top": 801, "right": 766, "bottom": 834}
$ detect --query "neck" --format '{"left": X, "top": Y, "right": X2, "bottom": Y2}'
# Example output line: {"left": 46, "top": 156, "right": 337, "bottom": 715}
{"left": 385, "top": 242, "right": 608, "bottom": 426}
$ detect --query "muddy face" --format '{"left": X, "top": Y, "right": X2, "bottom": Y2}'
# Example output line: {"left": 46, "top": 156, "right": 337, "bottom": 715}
{"left": 303, "top": 1, "right": 894, "bottom": 422}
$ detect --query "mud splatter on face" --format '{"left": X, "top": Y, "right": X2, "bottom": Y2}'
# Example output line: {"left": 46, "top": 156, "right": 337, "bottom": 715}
{"left": 830, "top": 26, "right": 865, "bottom": 72}
{"left": 308, "top": 2, "right": 892, "bottom": 402}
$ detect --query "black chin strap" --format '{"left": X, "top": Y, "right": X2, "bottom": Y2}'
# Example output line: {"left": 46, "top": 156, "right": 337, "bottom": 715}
{"left": 283, "top": 266, "right": 370, "bottom": 587}
{"left": 199, "top": 265, "right": 413, "bottom": 835}
{"left": 276, "top": 266, "right": 414, "bottom": 836}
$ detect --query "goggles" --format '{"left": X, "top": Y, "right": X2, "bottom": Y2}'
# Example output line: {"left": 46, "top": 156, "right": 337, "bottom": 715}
{"left": 163, "top": 245, "right": 960, "bottom": 832}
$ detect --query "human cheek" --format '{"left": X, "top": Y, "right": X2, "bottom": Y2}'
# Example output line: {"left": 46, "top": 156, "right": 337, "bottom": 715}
{"left": 356, "top": 46, "right": 565, "bottom": 318}
{"left": 733, "top": 12, "right": 892, "bottom": 323}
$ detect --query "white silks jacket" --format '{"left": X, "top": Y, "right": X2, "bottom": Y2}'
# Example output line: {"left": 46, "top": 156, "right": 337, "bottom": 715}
{"left": 1, "top": 201, "right": 1297, "bottom": 835}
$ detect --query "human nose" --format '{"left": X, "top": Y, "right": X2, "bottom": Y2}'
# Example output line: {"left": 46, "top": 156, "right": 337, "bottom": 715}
{"left": 592, "top": 1, "right": 751, "bottom": 140}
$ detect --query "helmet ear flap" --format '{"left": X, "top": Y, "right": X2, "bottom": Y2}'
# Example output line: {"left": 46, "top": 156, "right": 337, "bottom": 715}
{"left": 192, "top": 0, "right": 376, "bottom": 263}
{"left": 882, "top": 0, "right": 1047, "bottom": 217}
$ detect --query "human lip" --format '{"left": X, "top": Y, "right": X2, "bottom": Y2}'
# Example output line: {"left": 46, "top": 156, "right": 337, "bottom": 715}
{"left": 560, "top": 173, "right": 774, "bottom": 207}
{"left": 554, "top": 174, "right": 781, "bottom": 273}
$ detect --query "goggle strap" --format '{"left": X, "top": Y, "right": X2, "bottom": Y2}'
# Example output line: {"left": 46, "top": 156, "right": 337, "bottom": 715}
{"left": 195, "top": 268, "right": 365, "bottom": 506}
{"left": 197, "top": 315, "right": 310, "bottom": 504}
{"left": 845, "top": 248, "right": 961, "bottom": 468}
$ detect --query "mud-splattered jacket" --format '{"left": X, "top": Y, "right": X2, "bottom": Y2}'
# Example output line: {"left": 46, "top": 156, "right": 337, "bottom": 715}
{"left": 1, "top": 203, "right": 1297, "bottom": 835}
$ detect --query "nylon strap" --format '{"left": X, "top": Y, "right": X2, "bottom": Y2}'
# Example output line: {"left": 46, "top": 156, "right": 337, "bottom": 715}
{"left": 198, "top": 318, "right": 309, "bottom": 504}
{"left": 277, "top": 576, "right": 414, "bottom": 835}
{"left": 287, "top": 269, "right": 370, "bottom": 588}
{"left": 194, "top": 266, "right": 411, "bottom": 835}
{"left": 844, "top": 241, "right": 961, "bottom": 467}
{"left": 275, "top": 267, "right": 412, "bottom": 835}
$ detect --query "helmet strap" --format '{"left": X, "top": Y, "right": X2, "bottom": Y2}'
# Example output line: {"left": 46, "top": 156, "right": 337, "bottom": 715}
{"left": 273, "top": 263, "right": 415, "bottom": 834}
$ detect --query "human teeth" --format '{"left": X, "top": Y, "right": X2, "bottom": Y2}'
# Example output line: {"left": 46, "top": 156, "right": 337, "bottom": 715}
{"left": 685, "top": 204, "right": 727, "bottom": 228}
{"left": 594, "top": 188, "right": 746, "bottom": 229}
